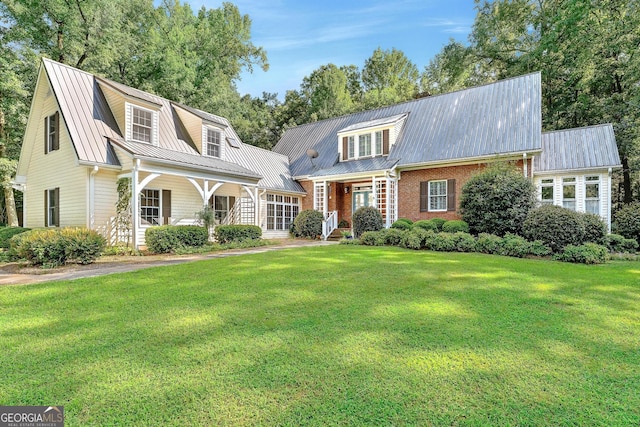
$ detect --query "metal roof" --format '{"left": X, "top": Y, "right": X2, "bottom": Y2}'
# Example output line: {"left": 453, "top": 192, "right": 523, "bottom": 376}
{"left": 110, "top": 138, "right": 262, "bottom": 179}
{"left": 310, "top": 157, "right": 399, "bottom": 178}
{"left": 338, "top": 113, "right": 407, "bottom": 133}
{"left": 274, "top": 73, "right": 542, "bottom": 177}
{"left": 535, "top": 124, "right": 621, "bottom": 172}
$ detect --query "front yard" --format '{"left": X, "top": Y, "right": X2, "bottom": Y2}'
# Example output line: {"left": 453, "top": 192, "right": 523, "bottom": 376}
{"left": 1, "top": 245, "right": 638, "bottom": 425}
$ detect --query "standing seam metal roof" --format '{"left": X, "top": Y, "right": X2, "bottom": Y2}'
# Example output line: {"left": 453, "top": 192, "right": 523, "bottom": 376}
{"left": 274, "top": 73, "right": 543, "bottom": 177}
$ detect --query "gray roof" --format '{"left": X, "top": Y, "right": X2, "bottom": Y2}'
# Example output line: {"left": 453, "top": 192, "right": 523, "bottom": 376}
{"left": 110, "top": 138, "right": 262, "bottom": 180}
{"left": 310, "top": 157, "right": 399, "bottom": 178}
{"left": 274, "top": 73, "right": 542, "bottom": 177}
{"left": 338, "top": 113, "right": 407, "bottom": 133}
{"left": 535, "top": 124, "right": 621, "bottom": 173}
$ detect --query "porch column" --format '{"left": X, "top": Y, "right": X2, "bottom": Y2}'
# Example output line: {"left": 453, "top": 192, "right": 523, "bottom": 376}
{"left": 131, "top": 160, "right": 139, "bottom": 249}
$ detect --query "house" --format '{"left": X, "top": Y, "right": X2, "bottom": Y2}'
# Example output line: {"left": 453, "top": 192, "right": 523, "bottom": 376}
{"left": 273, "top": 72, "right": 621, "bottom": 232}
{"left": 15, "top": 59, "right": 621, "bottom": 248}
{"left": 15, "top": 58, "right": 304, "bottom": 248}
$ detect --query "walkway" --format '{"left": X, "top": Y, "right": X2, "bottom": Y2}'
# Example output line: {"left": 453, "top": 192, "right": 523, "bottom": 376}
{"left": 0, "top": 240, "right": 338, "bottom": 286}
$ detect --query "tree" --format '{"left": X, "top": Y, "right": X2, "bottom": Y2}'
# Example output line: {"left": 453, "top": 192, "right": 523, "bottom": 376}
{"left": 301, "top": 64, "right": 354, "bottom": 120}
{"left": 459, "top": 162, "right": 536, "bottom": 236}
{"left": 362, "top": 47, "right": 420, "bottom": 108}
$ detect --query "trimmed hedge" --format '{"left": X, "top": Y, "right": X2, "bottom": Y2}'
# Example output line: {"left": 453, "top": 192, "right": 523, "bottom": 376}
{"left": 614, "top": 202, "right": 640, "bottom": 244}
{"left": 353, "top": 206, "right": 384, "bottom": 238}
{"left": 146, "top": 225, "right": 208, "bottom": 254}
{"left": 0, "top": 227, "right": 30, "bottom": 249}
{"left": 214, "top": 225, "right": 262, "bottom": 243}
{"left": 580, "top": 213, "right": 607, "bottom": 244}
{"left": 604, "top": 233, "right": 638, "bottom": 253}
{"left": 292, "top": 209, "right": 323, "bottom": 238}
{"left": 391, "top": 220, "right": 413, "bottom": 230}
{"left": 430, "top": 218, "right": 447, "bottom": 232}
{"left": 523, "top": 205, "right": 585, "bottom": 252}
{"left": 10, "top": 227, "right": 106, "bottom": 266}
{"left": 413, "top": 220, "right": 437, "bottom": 231}
{"left": 442, "top": 220, "right": 470, "bottom": 233}
{"left": 553, "top": 243, "right": 609, "bottom": 264}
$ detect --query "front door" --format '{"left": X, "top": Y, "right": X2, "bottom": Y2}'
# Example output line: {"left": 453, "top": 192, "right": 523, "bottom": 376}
{"left": 353, "top": 186, "right": 374, "bottom": 212}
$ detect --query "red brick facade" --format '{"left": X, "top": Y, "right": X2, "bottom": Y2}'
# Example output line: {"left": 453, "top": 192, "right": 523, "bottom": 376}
{"left": 297, "top": 159, "right": 531, "bottom": 224}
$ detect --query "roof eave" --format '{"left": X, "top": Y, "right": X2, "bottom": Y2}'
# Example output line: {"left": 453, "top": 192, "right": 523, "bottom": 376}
{"left": 534, "top": 164, "right": 623, "bottom": 175}
{"left": 398, "top": 149, "right": 543, "bottom": 171}
{"left": 134, "top": 154, "right": 262, "bottom": 182}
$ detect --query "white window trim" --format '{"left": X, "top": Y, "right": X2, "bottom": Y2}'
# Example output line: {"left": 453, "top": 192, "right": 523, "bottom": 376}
{"left": 585, "top": 175, "right": 601, "bottom": 215}
{"left": 139, "top": 188, "right": 161, "bottom": 226}
{"left": 126, "top": 103, "right": 158, "bottom": 145}
{"left": 540, "top": 178, "right": 554, "bottom": 205}
{"left": 428, "top": 180, "right": 447, "bottom": 212}
{"left": 562, "top": 177, "right": 577, "bottom": 210}
{"left": 204, "top": 127, "right": 222, "bottom": 158}
{"left": 340, "top": 128, "right": 387, "bottom": 160}
{"left": 266, "top": 193, "right": 300, "bottom": 231}
{"left": 46, "top": 113, "right": 58, "bottom": 153}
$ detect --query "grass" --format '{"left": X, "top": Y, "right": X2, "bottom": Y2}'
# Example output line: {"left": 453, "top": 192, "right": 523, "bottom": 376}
{"left": 1, "top": 245, "right": 639, "bottom": 426}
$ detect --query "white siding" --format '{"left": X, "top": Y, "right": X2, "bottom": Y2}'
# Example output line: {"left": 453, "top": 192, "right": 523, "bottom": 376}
{"left": 92, "top": 170, "right": 119, "bottom": 239}
{"left": 22, "top": 77, "right": 87, "bottom": 228}
{"left": 100, "top": 84, "right": 125, "bottom": 134}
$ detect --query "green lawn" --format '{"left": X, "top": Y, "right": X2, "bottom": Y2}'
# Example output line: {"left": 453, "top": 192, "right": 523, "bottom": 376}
{"left": 1, "top": 246, "right": 639, "bottom": 426}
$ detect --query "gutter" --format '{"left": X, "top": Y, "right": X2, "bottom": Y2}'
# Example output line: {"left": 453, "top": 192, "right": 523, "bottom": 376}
{"left": 398, "top": 149, "right": 543, "bottom": 171}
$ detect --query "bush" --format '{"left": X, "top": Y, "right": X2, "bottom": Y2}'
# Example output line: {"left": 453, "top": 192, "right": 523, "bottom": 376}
{"left": 337, "top": 219, "right": 350, "bottom": 228}
{"left": 0, "top": 227, "right": 30, "bottom": 249}
{"left": 430, "top": 218, "right": 447, "bottom": 232}
{"left": 360, "top": 230, "right": 386, "bottom": 246}
{"left": 442, "top": 220, "right": 470, "bottom": 233}
{"left": 397, "top": 218, "right": 414, "bottom": 225}
{"left": 292, "top": 209, "right": 323, "bottom": 238}
{"left": 352, "top": 206, "right": 384, "bottom": 238}
{"left": 500, "top": 233, "right": 534, "bottom": 258}
{"left": 214, "top": 225, "right": 262, "bottom": 243}
{"left": 553, "top": 243, "right": 609, "bottom": 264}
{"left": 522, "top": 205, "right": 585, "bottom": 252}
{"left": 604, "top": 233, "right": 639, "bottom": 254}
{"left": 580, "top": 212, "right": 607, "bottom": 244}
{"left": 528, "top": 240, "right": 552, "bottom": 257}
{"left": 451, "top": 232, "right": 477, "bottom": 252}
{"left": 413, "top": 220, "right": 437, "bottom": 231}
{"left": 460, "top": 162, "right": 536, "bottom": 236}
{"left": 146, "top": 225, "right": 209, "bottom": 254}
{"left": 424, "top": 232, "right": 457, "bottom": 252}
{"left": 383, "top": 228, "right": 405, "bottom": 246}
{"left": 391, "top": 220, "right": 413, "bottom": 231}
{"left": 401, "top": 228, "right": 433, "bottom": 250}
{"left": 10, "top": 228, "right": 105, "bottom": 266}
{"left": 613, "top": 202, "right": 640, "bottom": 244}
{"left": 476, "top": 233, "right": 502, "bottom": 255}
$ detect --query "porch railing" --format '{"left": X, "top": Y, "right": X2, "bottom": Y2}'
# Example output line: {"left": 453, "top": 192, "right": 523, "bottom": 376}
{"left": 322, "top": 210, "right": 338, "bottom": 240}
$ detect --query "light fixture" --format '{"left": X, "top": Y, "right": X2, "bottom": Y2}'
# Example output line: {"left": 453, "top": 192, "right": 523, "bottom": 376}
{"left": 344, "top": 186, "right": 350, "bottom": 194}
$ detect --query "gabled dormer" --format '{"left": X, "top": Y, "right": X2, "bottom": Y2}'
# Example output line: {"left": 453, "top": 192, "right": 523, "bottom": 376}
{"left": 337, "top": 113, "right": 407, "bottom": 161}
{"left": 96, "top": 77, "right": 162, "bottom": 146}
{"left": 172, "top": 102, "right": 235, "bottom": 160}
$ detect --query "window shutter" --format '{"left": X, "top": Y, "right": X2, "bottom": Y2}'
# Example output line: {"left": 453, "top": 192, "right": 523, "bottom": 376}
{"left": 44, "top": 189, "right": 48, "bottom": 226}
{"left": 44, "top": 117, "right": 48, "bottom": 154}
{"left": 342, "top": 137, "right": 348, "bottom": 160}
{"left": 162, "top": 190, "right": 171, "bottom": 225}
{"left": 420, "top": 181, "right": 428, "bottom": 212}
{"left": 53, "top": 111, "right": 60, "bottom": 151}
{"left": 53, "top": 188, "right": 60, "bottom": 227}
{"left": 447, "top": 179, "right": 456, "bottom": 211}
{"left": 383, "top": 129, "right": 389, "bottom": 154}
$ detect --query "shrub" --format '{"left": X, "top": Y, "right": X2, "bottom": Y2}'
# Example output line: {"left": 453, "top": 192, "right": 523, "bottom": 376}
{"left": 442, "top": 220, "right": 470, "bottom": 233}
{"left": 425, "top": 232, "right": 457, "bottom": 252}
{"left": 146, "top": 225, "right": 209, "bottom": 254}
{"left": 214, "top": 225, "right": 261, "bottom": 244}
{"left": 528, "top": 240, "right": 552, "bottom": 257}
{"left": 337, "top": 219, "right": 350, "bottom": 228}
{"left": 292, "top": 209, "right": 323, "bottom": 238}
{"left": 391, "top": 220, "right": 413, "bottom": 231}
{"left": 0, "top": 227, "right": 30, "bottom": 249}
{"left": 604, "top": 233, "right": 639, "bottom": 253}
{"left": 397, "top": 218, "right": 414, "bottom": 225}
{"left": 553, "top": 243, "right": 609, "bottom": 264}
{"left": 383, "top": 228, "right": 405, "bottom": 246}
{"left": 460, "top": 162, "right": 536, "bottom": 236}
{"left": 413, "top": 220, "right": 437, "bottom": 231}
{"left": 401, "top": 228, "right": 433, "bottom": 250}
{"left": 500, "top": 233, "right": 534, "bottom": 258}
{"left": 353, "top": 206, "right": 383, "bottom": 238}
{"left": 10, "top": 228, "right": 105, "bottom": 266}
{"left": 430, "top": 218, "right": 447, "bottom": 232}
{"left": 360, "top": 230, "right": 385, "bottom": 246}
{"left": 580, "top": 212, "right": 607, "bottom": 244}
{"left": 613, "top": 202, "right": 640, "bottom": 244}
{"left": 451, "top": 232, "right": 477, "bottom": 252}
{"left": 522, "top": 205, "right": 585, "bottom": 252}
{"left": 476, "top": 233, "right": 502, "bottom": 254}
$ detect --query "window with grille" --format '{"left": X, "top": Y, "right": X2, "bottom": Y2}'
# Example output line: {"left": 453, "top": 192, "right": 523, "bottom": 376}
{"left": 132, "top": 107, "right": 153, "bottom": 143}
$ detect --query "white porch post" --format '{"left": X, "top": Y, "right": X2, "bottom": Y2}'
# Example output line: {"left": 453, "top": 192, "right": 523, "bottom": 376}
{"left": 131, "top": 160, "right": 139, "bottom": 249}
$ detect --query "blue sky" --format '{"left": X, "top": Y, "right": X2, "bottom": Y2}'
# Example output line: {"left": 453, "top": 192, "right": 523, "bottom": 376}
{"left": 187, "top": 0, "right": 478, "bottom": 98}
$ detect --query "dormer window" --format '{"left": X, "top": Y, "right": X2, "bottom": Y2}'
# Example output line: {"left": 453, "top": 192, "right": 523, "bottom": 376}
{"left": 132, "top": 106, "right": 152, "bottom": 143}
{"left": 342, "top": 129, "right": 388, "bottom": 160}
{"left": 206, "top": 128, "right": 221, "bottom": 157}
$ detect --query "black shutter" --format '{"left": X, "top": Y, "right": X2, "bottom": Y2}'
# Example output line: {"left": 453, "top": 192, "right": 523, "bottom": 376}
{"left": 44, "top": 116, "right": 48, "bottom": 155}
{"left": 162, "top": 190, "right": 171, "bottom": 225}
{"left": 342, "top": 137, "right": 348, "bottom": 160}
{"left": 53, "top": 188, "right": 60, "bottom": 227}
{"left": 447, "top": 179, "right": 456, "bottom": 211}
{"left": 383, "top": 129, "right": 389, "bottom": 154}
{"left": 420, "top": 181, "right": 428, "bottom": 212}
{"left": 44, "top": 189, "right": 48, "bottom": 226}
{"left": 53, "top": 111, "right": 60, "bottom": 151}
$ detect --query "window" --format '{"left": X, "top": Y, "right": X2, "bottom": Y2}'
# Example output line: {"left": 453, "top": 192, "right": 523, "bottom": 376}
{"left": 206, "top": 128, "right": 221, "bottom": 157}
{"left": 375, "top": 131, "right": 383, "bottom": 155}
{"left": 44, "top": 112, "right": 59, "bottom": 154}
{"left": 359, "top": 134, "right": 371, "bottom": 157}
{"left": 562, "top": 177, "right": 576, "bottom": 210}
{"left": 140, "top": 189, "right": 160, "bottom": 225}
{"left": 585, "top": 176, "right": 600, "bottom": 214}
{"left": 347, "top": 136, "right": 355, "bottom": 159}
{"left": 429, "top": 180, "right": 447, "bottom": 211}
{"left": 45, "top": 188, "right": 59, "bottom": 227}
{"left": 267, "top": 194, "right": 299, "bottom": 230}
{"left": 132, "top": 106, "right": 152, "bottom": 143}
{"left": 210, "top": 195, "right": 235, "bottom": 225}
{"left": 540, "top": 178, "right": 554, "bottom": 205}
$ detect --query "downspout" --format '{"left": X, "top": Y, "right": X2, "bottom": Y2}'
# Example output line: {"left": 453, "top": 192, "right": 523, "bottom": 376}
{"left": 608, "top": 167, "right": 613, "bottom": 232}
{"left": 89, "top": 166, "right": 99, "bottom": 229}
{"left": 523, "top": 153, "right": 528, "bottom": 178}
